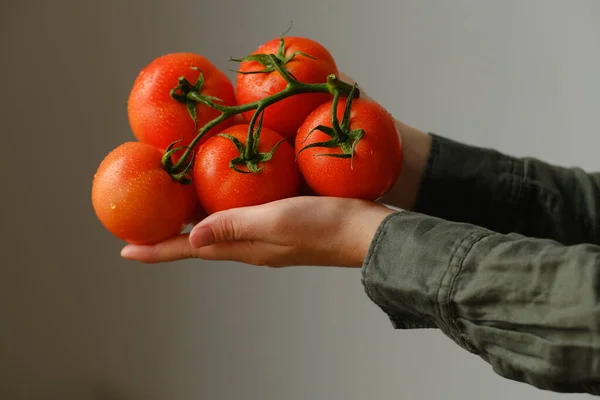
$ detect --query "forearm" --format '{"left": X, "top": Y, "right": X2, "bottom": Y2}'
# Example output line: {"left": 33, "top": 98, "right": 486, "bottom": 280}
{"left": 383, "top": 124, "right": 600, "bottom": 245}
{"left": 362, "top": 211, "right": 600, "bottom": 394}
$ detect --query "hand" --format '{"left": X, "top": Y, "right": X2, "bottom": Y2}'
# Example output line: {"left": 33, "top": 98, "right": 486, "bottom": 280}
{"left": 120, "top": 196, "right": 396, "bottom": 268}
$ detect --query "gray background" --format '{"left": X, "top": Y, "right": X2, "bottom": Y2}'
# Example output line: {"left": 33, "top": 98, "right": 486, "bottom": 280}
{"left": 1, "top": 0, "right": 599, "bottom": 399}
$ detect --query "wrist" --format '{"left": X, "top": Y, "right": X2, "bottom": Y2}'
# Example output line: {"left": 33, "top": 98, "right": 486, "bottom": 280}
{"left": 379, "top": 121, "right": 432, "bottom": 210}
{"left": 351, "top": 202, "right": 397, "bottom": 268}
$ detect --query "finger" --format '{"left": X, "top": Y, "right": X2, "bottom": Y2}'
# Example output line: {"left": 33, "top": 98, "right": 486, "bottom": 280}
{"left": 121, "top": 234, "right": 194, "bottom": 263}
{"left": 194, "top": 241, "right": 290, "bottom": 267}
{"left": 189, "top": 203, "right": 285, "bottom": 246}
{"left": 121, "top": 234, "right": 290, "bottom": 267}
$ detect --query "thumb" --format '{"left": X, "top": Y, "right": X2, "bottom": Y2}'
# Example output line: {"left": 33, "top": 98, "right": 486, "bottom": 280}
{"left": 188, "top": 206, "right": 272, "bottom": 248}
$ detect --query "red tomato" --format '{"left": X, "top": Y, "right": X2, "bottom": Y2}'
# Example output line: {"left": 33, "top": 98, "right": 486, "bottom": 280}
{"left": 295, "top": 98, "right": 402, "bottom": 201}
{"left": 193, "top": 124, "right": 300, "bottom": 214}
{"left": 128, "top": 53, "right": 236, "bottom": 150}
{"left": 92, "top": 142, "right": 199, "bottom": 245}
{"left": 235, "top": 37, "right": 339, "bottom": 139}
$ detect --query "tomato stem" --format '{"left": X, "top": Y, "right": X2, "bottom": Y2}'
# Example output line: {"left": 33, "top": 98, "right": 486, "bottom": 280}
{"left": 295, "top": 83, "right": 365, "bottom": 169}
{"left": 329, "top": 90, "right": 348, "bottom": 141}
{"left": 217, "top": 111, "right": 287, "bottom": 174}
{"left": 163, "top": 38, "right": 360, "bottom": 182}
{"left": 244, "top": 105, "right": 264, "bottom": 160}
{"left": 164, "top": 73, "right": 358, "bottom": 180}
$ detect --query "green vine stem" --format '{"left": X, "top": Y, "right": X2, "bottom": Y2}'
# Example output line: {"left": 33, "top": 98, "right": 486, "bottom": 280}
{"left": 162, "top": 39, "right": 360, "bottom": 183}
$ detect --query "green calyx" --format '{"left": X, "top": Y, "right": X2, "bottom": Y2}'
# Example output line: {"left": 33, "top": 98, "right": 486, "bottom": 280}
{"left": 169, "top": 66, "right": 226, "bottom": 129}
{"left": 229, "top": 25, "right": 315, "bottom": 78}
{"left": 296, "top": 84, "right": 364, "bottom": 168}
{"left": 218, "top": 111, "right": 286, "bottom": 174}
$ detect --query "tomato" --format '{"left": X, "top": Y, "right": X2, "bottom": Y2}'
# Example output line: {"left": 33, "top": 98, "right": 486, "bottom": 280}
{"left": 295, "top": 98, "right": 402, "bottom": 201}
{"left": 193, "top": 124, "right": 300, "bottom": 214}
{"left": 128, "top": 52, "right": 236, "bottom": 151}
{"left": 92, "top": 142, "right": 199, "bottom": 245}
{"left": 235, "top": 37, "right": 339, "bottom": 139}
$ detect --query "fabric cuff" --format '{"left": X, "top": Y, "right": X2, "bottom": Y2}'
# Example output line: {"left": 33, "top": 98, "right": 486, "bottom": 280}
{"left": 360, "top": 210, "right": 487, "bottom": 351}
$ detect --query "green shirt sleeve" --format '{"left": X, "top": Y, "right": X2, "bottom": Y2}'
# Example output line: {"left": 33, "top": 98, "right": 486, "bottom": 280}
{"left": 363, "top": 133, "right": 600, "bottom": 394}
{"left": 361, "top": 211, "right": 600, "bottom": 395}
{"left": 415, "top": 134, "right": 600, "bottom": 245}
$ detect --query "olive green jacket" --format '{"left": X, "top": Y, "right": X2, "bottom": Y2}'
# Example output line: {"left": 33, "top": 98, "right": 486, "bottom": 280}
{"left": 362, "top": 134, "right": 600, "bottom": 395}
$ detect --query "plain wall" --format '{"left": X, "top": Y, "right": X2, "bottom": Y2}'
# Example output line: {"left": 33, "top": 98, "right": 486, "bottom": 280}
{"left": 1, "top": 0, "right": 599, "bottom": 399}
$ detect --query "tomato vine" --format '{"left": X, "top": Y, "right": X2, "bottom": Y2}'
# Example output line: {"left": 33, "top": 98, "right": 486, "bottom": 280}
{"left": 163, "top": 35, "right": 361, "bottom": 184}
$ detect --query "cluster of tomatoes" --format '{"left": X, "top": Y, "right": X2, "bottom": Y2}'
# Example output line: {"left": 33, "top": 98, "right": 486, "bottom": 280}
{"left": 91, "top": 35, "right": 403, "bottom": 245}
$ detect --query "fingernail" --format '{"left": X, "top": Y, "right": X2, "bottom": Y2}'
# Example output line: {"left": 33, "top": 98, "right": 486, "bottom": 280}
{"left": 189, "top": 226, "right": 216, "bottom": 248}
{"left": 121, "top": 245, "right": 152, "bottom": 259}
